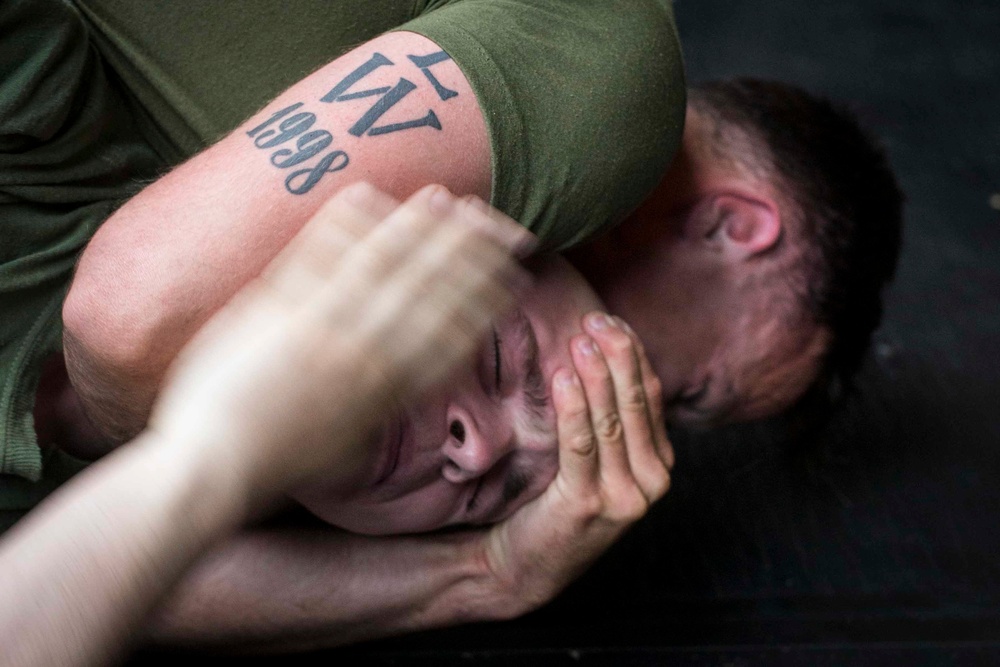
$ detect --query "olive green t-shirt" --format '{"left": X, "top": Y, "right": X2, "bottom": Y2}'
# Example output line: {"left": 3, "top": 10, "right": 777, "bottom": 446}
{"left": 0, "top": 0, "right": 164, "bottom": 502}
{"left": 0, "top": 0, "right": 685, "bottom": 520}
{"left": 74, "top": 0, "right": 686, "bottom": 250}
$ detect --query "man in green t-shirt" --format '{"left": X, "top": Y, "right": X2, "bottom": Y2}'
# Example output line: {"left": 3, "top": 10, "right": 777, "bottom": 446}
{"left": 0, "top": 0, "right": 695, "bottom": 649}
{"left": 0, "top": 0, "right": 902, "bottom": 651}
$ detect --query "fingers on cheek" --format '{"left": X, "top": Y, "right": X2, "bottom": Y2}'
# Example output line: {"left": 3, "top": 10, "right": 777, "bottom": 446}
{"left": 639, "top": 369, "right": 674, "bottom": 470}
{"left": 553, "top": 370, "right": 589, "bottom": 433}
{"left": 553, "top": 368, "right": 598, "bottom": 472}
{"left": 610, "top": 318, "right": 674, "bottom": 471}
{"left": 597, "top": 328, "right": 638, "bottom": 374}
{"left": 570, "top": 334, "right": 610, "bottom": 389}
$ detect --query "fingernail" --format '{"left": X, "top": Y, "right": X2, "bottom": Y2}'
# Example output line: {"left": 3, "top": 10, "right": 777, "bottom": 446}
{"left": 586, "top": 312, "right": 607, "bottom": 331}
{"left": 586, "top": 312, "right": 616, "bottom": 332}
{"left": 342, "top": 181, "right": 375, "bottom": 204}
{"left": 576, "top": 336, "right": 598, "bottom": 356}
{"left": 428, "top": 186, "right": 455, "bottom": 216}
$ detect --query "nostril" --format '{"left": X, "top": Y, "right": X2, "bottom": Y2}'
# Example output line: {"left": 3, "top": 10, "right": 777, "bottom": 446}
{"left": 449, "top": 420, "right": 465, "bottom": 444}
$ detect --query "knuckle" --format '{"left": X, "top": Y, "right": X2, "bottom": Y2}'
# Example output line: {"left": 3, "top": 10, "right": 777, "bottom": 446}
{"left": 594, "top": 412, "right": 624, "bottom": 442}
{"left": 604, "top": 331, "right": 634, "bottom": 359}
{"left": 569, "top": 431, "right": 597, "bottom": 457}
{"left": 558, "top": 399, "right": 589, "bottom": 424}
{"left": 607, "top": 491, "right": 649, "bottom": 523}
{"left": 619, "top": 385, "right": 647, "bottom": 413}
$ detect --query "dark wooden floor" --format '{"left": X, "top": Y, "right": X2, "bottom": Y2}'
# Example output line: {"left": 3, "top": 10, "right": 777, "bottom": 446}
{"left": 134, "top": 0, "right": 1000, "bottom": 664}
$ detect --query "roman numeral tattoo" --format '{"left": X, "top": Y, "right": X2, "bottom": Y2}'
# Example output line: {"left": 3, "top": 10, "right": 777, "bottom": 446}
{"left": 320, "top": 50, "right": 458, "bottom": 137}
{"left": 245, "top": 50, "right": 459, "bottom": 195}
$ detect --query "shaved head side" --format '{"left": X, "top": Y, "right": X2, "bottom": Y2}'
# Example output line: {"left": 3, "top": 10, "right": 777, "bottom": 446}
{"left": 689, "top": 79, "right": 904, "bottom": 400}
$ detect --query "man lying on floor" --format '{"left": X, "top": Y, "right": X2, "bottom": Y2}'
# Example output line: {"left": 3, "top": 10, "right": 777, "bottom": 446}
{"left": 53, "top": 88, "right": 899, "bottom": 650}
{"left": 1, "top": 0, "right": 902, "bottom": 653}
{"left": 1, "top": 185, "right": 560, "bottom": 666}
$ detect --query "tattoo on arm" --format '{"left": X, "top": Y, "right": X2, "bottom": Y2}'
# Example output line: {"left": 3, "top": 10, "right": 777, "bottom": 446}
{"left": 246, "top": 50, "right": 459, "bottom": 195}
{"left": 246, "top": 103, "right": 349, "bottom": 195}
{"left": 408, "top": 51, "right": 459, "bottom": 101}
{"left": 321, "top": 50, "right": 458, "bottom": 137}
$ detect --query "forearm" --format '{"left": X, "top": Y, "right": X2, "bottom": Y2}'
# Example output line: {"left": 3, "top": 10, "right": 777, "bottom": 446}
{"left": 3, "top": 184, "right": 525, "bottom": 664}
{"left": 0, "top": 432, "right": 248, "bottom": 667}
{"left": 147, "top": 527, "right": 515, "bottom": 653}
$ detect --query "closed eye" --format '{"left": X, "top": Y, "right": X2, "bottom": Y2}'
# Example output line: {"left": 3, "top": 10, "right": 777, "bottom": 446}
{"left": 493, "top": 329, "right": 501, "bottom": 391}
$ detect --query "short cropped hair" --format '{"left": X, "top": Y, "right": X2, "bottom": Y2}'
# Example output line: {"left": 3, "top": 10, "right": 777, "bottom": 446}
{"left": 689, "top": 79, "right": 904, "bottom": 396}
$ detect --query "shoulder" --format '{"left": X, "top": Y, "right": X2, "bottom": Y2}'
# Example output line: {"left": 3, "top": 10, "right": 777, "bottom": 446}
{"left": 404, "top": 0, "right": 687, "bottom": 249}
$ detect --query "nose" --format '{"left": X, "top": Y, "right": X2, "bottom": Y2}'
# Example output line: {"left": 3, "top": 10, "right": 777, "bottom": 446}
{"left": 441, "top": 405, "right": 514, "bottom": 484}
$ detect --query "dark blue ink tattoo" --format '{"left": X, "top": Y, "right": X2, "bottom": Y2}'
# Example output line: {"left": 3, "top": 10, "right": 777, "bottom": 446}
{"left": 320, "top": 50, "right": 456, "bottom": 137}
{"left": 270, "top": 130, "right": 333, "bottom": 168}
{"left": 246, "top": 102, "right": 350, "bottom": 195}
{"left": 347, "top": 78, "right": 441, "bottom": 137}
{"left": 320, "top": 53, "right": 394, "bottom": 102}
{"left": 246, "top": 103, "right": 305, "bottom": 137}
{"left": 285, "top": 150, "right": 350, "bottom": 195}
{"left": 254, "top": 112, "right": 317, "bottom": 149}
{"left": 407, "top": 51, "right": 458, "bottom": 101}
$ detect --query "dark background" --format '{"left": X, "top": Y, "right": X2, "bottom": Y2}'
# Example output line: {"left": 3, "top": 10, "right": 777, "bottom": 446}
{"left": 138, "top": 0, "right": 1000, "bottom": 664}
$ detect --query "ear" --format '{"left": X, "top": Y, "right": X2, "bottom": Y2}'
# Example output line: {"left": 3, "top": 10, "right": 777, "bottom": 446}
{"left": 693, "top": 193, "right": 783, "bottom": 261}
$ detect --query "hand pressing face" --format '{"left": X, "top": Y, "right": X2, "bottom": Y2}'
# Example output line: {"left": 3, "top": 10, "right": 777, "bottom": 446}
{"left": 290, "top": 257, "right": 604, "bottom": 535}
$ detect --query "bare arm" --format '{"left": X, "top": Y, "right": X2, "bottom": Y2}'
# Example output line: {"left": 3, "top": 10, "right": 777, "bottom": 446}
{"left": 0, "top": 187, "right": 525, "bottom": 666}
{"left": 146, "top": 313, "right": 674, "bottom": 654}
{"left": 63, "top": 30, "right": 490, "bottom": 441}
{"left": 148, "top": 527, "right": 495, "bottom": 653}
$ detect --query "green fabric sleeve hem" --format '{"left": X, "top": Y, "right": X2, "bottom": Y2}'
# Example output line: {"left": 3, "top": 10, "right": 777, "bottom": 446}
{"left": 390, "top": 20, "right": 526, "bottom": 231}
{"left": 0, "top": 291, "right": 65, "bottom": 482}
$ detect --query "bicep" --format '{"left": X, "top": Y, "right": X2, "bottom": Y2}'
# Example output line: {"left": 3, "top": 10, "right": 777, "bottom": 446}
{"left": 67, "top": 29, "right": 489, "bottom": 377}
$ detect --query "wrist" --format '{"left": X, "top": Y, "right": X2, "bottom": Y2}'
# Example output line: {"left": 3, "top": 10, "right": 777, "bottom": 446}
{"left": 446, "top": 530, "right": 534, "bottom": 623}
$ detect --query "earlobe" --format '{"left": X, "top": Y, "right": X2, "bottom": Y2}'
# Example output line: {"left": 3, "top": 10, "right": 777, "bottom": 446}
{"left": 714, "top": 193, "right": 782, "bottom": 260}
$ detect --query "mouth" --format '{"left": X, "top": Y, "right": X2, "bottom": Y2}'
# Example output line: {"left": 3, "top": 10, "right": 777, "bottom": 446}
{"left": 374, "top": 410, "right": 406, "bottom": 486}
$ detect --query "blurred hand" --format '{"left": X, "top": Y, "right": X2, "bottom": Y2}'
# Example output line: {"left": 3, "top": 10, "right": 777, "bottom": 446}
{"left": 479, "top": 312, "right": 673, "bottom": 615}
{"left": 149, "top": 183, "right": 534, "bottom": 498}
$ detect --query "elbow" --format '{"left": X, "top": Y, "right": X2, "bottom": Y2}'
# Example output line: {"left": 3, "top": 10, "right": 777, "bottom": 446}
{"left": 61, "top": 265, "right": 165, "bottom": 442}
{"left": 62, "top": 263, "right": 161, "bottom": 382}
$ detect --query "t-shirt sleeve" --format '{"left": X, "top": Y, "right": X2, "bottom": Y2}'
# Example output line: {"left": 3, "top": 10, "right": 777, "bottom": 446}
{"left": 397, "top": 0, "right": 686, "bottom": 251}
